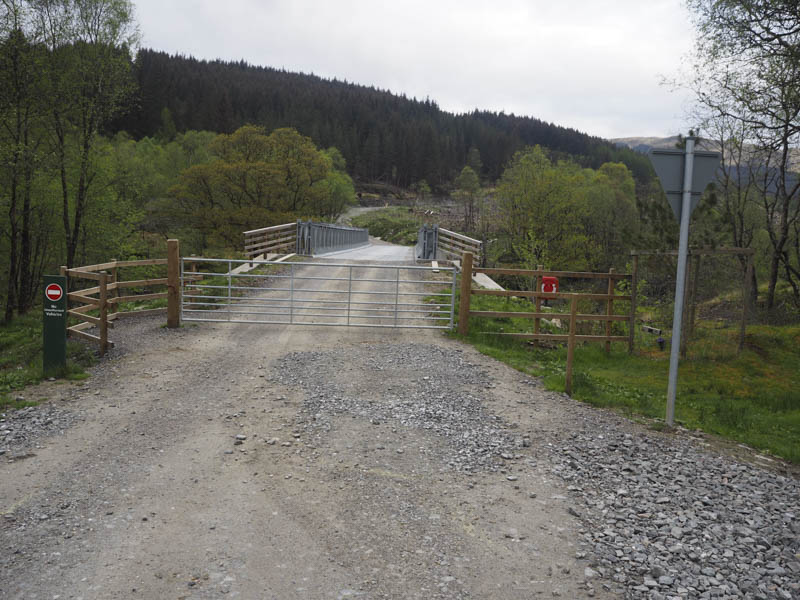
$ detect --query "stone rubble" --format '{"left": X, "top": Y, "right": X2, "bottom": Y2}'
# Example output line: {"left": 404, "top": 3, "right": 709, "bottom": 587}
{"left": 545, "top": 421, "right": 800, "bottom": 599}
{"left": 0, "top": 403, "right": 83, "bottom": 457}
{"left": 272, "top": 342, "right": 800, "bottom": 600}
{"left": 272, "top": 343, "right": 520, "bottom": 473}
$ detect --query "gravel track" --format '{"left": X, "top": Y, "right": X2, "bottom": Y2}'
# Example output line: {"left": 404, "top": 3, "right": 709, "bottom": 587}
{"left": 0, "top": 256, "right": 798, "bottom": 599}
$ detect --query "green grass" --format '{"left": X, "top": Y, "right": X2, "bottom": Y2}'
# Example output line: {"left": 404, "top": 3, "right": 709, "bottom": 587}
{"left": 351, "top": 207, "right": 420, "bottom": 245}
{"left": 454, "top": 290, "right": 800, "bottom": 463}
{"left": 0, "top": 312, "right": 94, "bottom": 410}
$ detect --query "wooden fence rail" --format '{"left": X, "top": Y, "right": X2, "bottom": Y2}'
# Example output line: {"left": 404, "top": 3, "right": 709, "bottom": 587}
{"left": 437, "top": 228, "right": 482, "bottom": 263}
{"left": 60, "top": 242, "right": 184, "bottom": 355}
{"left": 243, "top": 222, "right": 297, "bottom": 262}
{"left": 457, "top": 252, "right": 636, "bottom": 395}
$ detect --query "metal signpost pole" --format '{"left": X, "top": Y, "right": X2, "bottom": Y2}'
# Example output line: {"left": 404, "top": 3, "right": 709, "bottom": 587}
{"left": 649, "top": 137, "right": 719, "bottom": 428}
{"left": 665, "top": 137, "right": 695, "bottom": 426}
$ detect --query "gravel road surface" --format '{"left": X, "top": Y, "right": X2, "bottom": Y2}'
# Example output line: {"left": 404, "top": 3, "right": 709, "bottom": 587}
{"left": 1, "top": 252, "right": 798, "bottom": 600}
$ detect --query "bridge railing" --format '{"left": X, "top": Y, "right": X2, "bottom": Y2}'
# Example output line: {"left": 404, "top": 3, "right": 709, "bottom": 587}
{"left": 243, "top": 222, "right": 298, "bottom": 261}
{"left": 415, "top": 224, "right": 439, "bottom": 260}
{"left": 296, "top": 220, "right": 369, "bottom": 255}
{"left": 244, "top": 220, "right": 370, "bottom": 258}
{"left": 416, "top": 225, "right": 482, "bottom": 263}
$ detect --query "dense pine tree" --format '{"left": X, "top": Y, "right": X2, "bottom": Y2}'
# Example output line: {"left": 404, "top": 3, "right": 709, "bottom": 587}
{"left": 113, "top": 49, "right": 653, "bottom": 189}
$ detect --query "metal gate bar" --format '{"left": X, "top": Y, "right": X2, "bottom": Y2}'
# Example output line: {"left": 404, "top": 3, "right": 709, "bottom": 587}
{"left": 181, "top": 257, "right": 457, "bottom": 329}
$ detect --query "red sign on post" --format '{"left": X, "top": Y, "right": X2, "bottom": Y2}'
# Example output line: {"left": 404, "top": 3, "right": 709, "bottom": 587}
{"left": 541, "top": 276, "right": 559, "bottom": 294}
{"left": 45, "top": 283, "right": 64, "bottom": 302}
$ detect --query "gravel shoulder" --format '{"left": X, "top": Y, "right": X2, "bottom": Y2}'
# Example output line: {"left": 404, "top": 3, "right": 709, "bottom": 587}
{"left": 1, "top": 259, "right": 798, "bottom": 600}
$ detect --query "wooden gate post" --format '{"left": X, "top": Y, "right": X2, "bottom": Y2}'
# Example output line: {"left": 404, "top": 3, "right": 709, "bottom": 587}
{"left": 458, "top": 251, "right": 473, "bottom": 335}
{"left": 565, "top": 296, "right": 578, "bottom": 396}
{"left": 167, "top": 239, "right": 180, "bottom": 328}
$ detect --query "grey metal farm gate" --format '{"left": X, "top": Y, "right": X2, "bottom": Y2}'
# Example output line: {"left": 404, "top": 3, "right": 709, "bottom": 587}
{"left": 180, "top": 257, "right": 457, "bottom": 329}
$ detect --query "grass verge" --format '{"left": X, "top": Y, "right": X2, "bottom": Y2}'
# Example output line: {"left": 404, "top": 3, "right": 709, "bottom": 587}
{"left": 350, "top": 207, "right": 420, "bottom": 245}
{"left": 455, "top": 291, "right": 800, "bottom": 463}
{"left": 1, "top": 312, "right": 94, "bottom": 410}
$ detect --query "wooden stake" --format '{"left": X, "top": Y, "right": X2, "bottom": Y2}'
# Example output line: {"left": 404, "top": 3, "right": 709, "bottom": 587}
{"left": 605, "top": 267, "right": 615, "bottom": 353}
{"left": 109, "top": 260, "right": 118, "bottom": 315}
{"left": 167, "top": 239, "right": 180, "bottom": 328}
{"left": 458, "top": 251, "right": 473, "bottom": 335}
{"left": 628, "top": 255, "right": 638, "bottom": 354}
{"left": 739, "top": 254, "right": 753, "bottom": 354}
{"left": 534, "top": 264, "right": 543, "bottom": 347}
{"left": 565, "top": 296, "right": 578, "bottom": 396}
{"left": 99, "top": 273, "right": 109, "bottom": 355}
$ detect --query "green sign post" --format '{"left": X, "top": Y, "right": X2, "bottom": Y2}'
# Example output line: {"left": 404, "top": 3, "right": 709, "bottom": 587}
{"left": 43, "top": 275, "right": 67, "bottom": 377}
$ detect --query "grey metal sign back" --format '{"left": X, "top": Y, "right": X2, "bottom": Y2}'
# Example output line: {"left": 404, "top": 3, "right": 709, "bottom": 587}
{"left": 649, "top": 148, "right": 720, "bottom": 223}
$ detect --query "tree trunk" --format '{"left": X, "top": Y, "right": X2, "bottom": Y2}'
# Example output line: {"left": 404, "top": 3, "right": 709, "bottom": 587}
{"left": 4, "top": 181, "right": 19, "bottom": 324}
{"left": 18, "top": 119, "right": 36, "bottom": 313}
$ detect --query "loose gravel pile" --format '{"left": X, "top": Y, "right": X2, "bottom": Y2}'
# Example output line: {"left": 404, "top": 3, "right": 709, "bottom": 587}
{"left": 0, "top": 403, "right": 83, "bottom": 458}
{"left": 273, "top": 342, "right": 800, "bottom": 600}
{"left": 272, "top": 343, "right": 521, "bottom": 473}
{"left": 547, "top": 419, "right": 800, "bottom": 600}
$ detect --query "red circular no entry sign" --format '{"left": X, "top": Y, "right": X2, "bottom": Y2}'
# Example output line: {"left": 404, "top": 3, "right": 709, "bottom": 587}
{"left": 45, "top": 283, "right": 64, "bottom": 302}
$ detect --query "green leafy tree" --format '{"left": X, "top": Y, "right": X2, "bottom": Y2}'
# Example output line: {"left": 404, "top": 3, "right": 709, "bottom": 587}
{"left": 581, "top": 162, "right": 639, "bottom": 270}
{"left": 411, "top": 179, "right": 430, "bottom": 209}
{"left": 169, "top": 125, "right": 353, "bottom": 251}
{"left": 496, "top": 146, "right": 599, "bottom": 271}
{"left": 454, "top": 165, "right": 480, "bottom": 230}
{"left": 1, "top": 0, "right": 49, "bottom": 320}
{"left": 466, "top": 146, "right": 483, "bottom": 179}
{"left": 34, "top": 0, "right": 140, "bottom": 268}
{"left": 687, "top": 0, "right": 800, "bottom": 308}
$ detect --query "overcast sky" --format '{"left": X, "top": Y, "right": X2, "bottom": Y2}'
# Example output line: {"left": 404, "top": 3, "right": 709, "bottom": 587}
{"left": 132, "top": 0, "right": 696, "bottom": 140}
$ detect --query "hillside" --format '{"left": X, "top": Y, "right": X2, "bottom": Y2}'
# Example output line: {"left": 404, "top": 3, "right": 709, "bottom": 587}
{"left": 614, "top": 136, "right": 800, "bottom": 170}
{"left": 113, "top": 49, "right": 653, "bottom": 188}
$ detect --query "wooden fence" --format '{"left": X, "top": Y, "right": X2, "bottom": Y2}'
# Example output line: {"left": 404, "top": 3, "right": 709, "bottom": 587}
{"left": 61, "top": 240, "right": 183, "bottom": 355}
{"left": 437, "top": 228, "right": 482, "bottom": 264}
{"left": 457, "top": 252, "right": 635, "bottom": 395}
{"left": 243, "top": 222, "right": 297, "bottom": 262}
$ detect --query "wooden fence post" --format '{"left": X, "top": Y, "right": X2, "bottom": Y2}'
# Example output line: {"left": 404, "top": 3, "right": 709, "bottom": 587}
{"left": 605, "top": 267, "right": 615, "bottom": 353}
{"left": 628, "top": 255, "right": 638, "bottom": 354}
{"left": 99, "top": 273, "right": 109, "bottom": 355}
{"left": 109, "top": 259, "right": 118, "bottom": 315}
{"left": 565, "top": 296, "right": 578, "bottom": 396}
{"left": 167, "top": 239, "right": 180, "bottom": 328}
{"left": 739, "top": 254, "right": 753, "bottom": 354}
{"left": 458, "top": 251, "right": 473, "bottom": 336}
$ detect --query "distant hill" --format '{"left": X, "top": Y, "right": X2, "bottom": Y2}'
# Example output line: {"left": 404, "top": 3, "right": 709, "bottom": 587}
{"left": 613, "top": 136, "right": 799, "bottom": 194}
{"left": 611, "top": 136, "right": 720, "bottom": 153}
{"left": 613, "top": 136, "right": 799, "bottom": 169}
{"left": 113, "top": 49, "right": 654, "bottom": 188}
